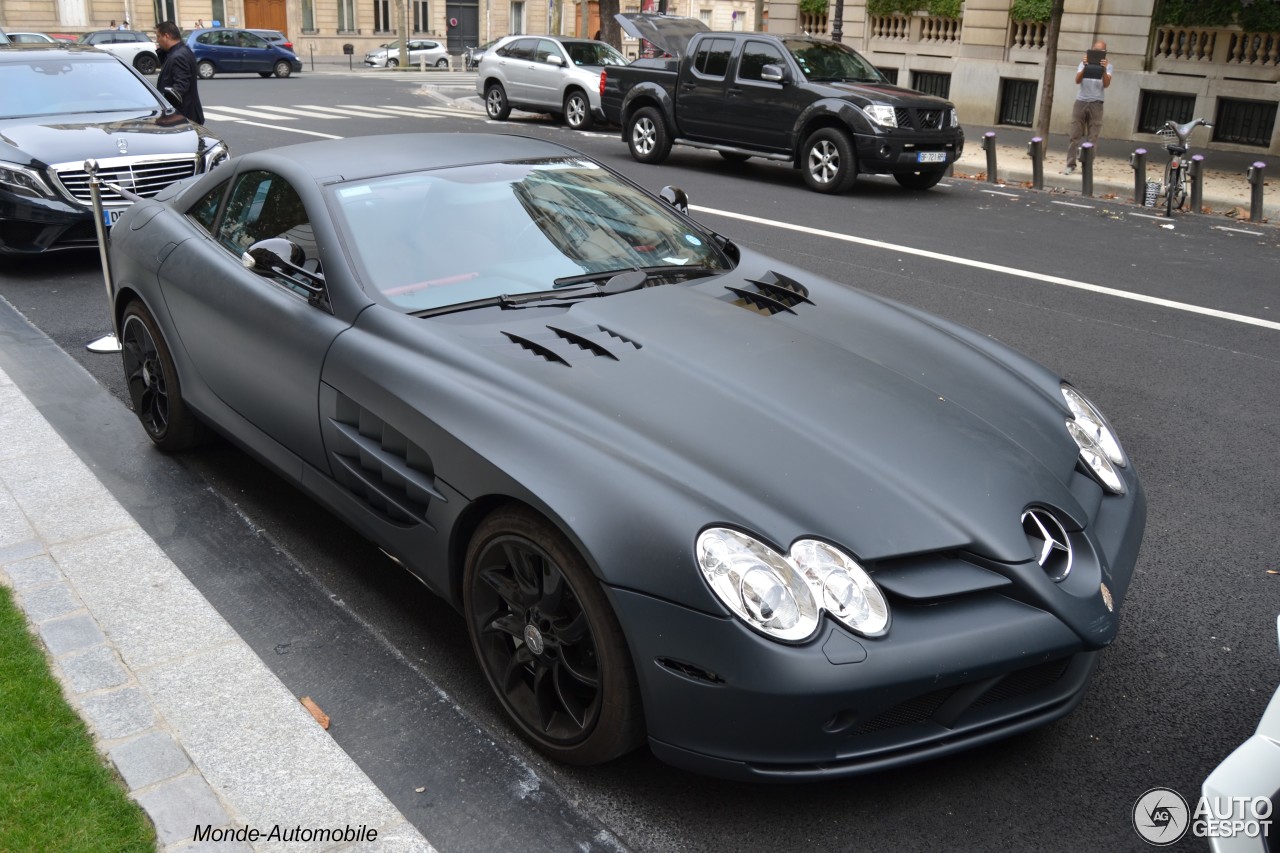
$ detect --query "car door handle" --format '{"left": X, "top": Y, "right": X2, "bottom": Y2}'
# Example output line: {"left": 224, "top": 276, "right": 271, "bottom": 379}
{"left": 727, "top": 87, "right": 742, "bottom": 96}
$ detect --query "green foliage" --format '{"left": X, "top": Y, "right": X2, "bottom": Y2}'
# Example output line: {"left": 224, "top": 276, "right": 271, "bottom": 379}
{"left": 800, "top": 0, "right": 829, "bottom": 16}
{"left": 0, "top": 586, "right": 155, "bottom": 853}
{"left": 867, "top": 0, "right": 962, "bottom": 18}
{"left": 1156, "top": 0, "right": 1280, "bottom": 30}
{"left": 1009, "top": 0, "right": 1052, "bottom": 23}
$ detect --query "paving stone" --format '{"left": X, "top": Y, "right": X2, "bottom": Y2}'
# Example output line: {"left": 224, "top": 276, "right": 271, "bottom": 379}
{"left": 0, "top": 551, "right": 57, "bottom": 588}
{"left": 340, "top": 820, "right": 440, "bottom": 852}
{"left": 60, "top": 645, "right": 131, "bottom": 694}
{"left": 0, "top": 447, "right": 135, "bottom": 544}
{"left": 0, "top": 382, "right": 65, "bottom": 461}
{"left": 19, "top": 581, "right": 81, "bottom": 623}
{"left": 135, "top": 775, "right": 234, "bottom": 845}
{"left": 0, "top": 488, "right": 37, "bottom": 554}
{"left": 176, "top": 840, "right": 254, "bottom": 852}
{"left": 38, "top": 612, "right": 105, "bottom": 655}
{"left": 80, "top": 687, "right": 156, "bottom": 740}
{"left": 109, "top": 731, "right": 192, "bottom": 790}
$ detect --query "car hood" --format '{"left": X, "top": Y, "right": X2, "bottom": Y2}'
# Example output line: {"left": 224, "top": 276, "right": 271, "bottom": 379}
{"left": 0, "top": 109, "right": 203, "bottom": 167}
{"left": 615, "top": 12, "right": 709, "bottom": 59}
{"left": 428, "top": 263, "right": 1085, "bottom": 566}
{"left": 816, "top": 81, "right": 955, "bottom": 108}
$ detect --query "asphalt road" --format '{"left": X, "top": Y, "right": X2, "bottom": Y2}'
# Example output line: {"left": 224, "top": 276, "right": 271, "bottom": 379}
{"left": 2, "top": 71, "right": 1278, "bottom": 853}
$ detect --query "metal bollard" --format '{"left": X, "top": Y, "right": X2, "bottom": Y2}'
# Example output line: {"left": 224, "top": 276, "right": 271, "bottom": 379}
{"left": 85, "top": 159, "right": 122, "bottom": 354}
{"left": 1130, "top": 148, "right": 1147, "bottom": 206}
{"left": 1028, "top": 136, "right": 1044, "bottom": 190}
{"left": 1247, "top": 162, "right": 1267, "bottom": 223}
{"left": 1080, "top": 142, "right": 1094, "bottom": 197}
{"left": 982, "top": 131, "right": 998, "bottom": 183}
{"left": 1188, "top": 155, "right": 1204, "bottom": 214}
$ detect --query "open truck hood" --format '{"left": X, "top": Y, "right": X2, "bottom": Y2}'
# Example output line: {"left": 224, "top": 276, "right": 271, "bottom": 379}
{"left": 614, "top": 12, "right": 709, "bottom": 59}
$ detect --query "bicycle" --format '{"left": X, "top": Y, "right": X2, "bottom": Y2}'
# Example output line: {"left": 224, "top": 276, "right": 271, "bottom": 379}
{"left": 1156, "top": 117, "right": 1212, "bottom": 217}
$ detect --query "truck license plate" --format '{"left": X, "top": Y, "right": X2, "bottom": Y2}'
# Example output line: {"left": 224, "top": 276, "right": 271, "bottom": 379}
{"left": 917, "top": 152, "right": 947, "bottom": 164}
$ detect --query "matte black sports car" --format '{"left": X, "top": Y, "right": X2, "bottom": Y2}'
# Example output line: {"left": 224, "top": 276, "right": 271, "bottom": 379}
{"left": 106, "top": 133, "right": 1146, "bottom": 781}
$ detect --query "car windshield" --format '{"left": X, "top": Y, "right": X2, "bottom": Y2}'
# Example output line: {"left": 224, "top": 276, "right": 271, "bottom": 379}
{"left": 784, "top": 39, "right": 884, "bottom": 83}
{"left": 563, "top": 41, "right": 627, "bottom": 66}
{"left": 331, "top": 157, "right": 731, "bottom": 312}
{"left": 0, "top": 58, "right": 161, "bottom": 117}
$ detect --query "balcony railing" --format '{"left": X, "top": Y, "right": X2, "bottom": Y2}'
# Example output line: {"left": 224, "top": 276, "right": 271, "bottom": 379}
{"left": 869, "top": 14, "right": 960, "bottom": 49}
{"left": 1008, "top": 20, "right": 1046, "bottom": 50}
{"left": 799, "top": 10, "right": 829, "bottom": 38}
{"left": 1153, "top": 25, "right": 1279, "bottom": 67}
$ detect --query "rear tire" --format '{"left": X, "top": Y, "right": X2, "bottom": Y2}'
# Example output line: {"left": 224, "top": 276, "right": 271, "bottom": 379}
{"left": 133, "top": 53, "right": 158, "bottom": 74}
{"left": 196, "top": 60, "right": 215, "bottom": 79}
{"left": 435, "top": 57, "right": 449, "bottom": 68}
{"left": 627, "top": 106, "right": 671, "bottom": 165}
{"left": 120, "top": 301, "right": 207, "bottom": 452}
{"left": 563, "top": 90, "right": 593, "bottom": 131}
{"left": 801, "top": 128, "right": 857, "bottom": 194}
{"left": 485, "top": 83, "right": 511, "bottom": 120}
{"left": 894, "top": 169, "right": 945, "bottom": 191}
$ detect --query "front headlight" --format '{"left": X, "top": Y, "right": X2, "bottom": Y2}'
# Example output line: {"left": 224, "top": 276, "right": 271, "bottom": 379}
{"left": 0, "top": 162, "right": 56, "bottom": 199}
{"left": 696, "top": 528, "right": 889, "bottom": 642}
{"left": 200, "top": 140, "right": 230, "bottom": 172}
{"left": 1062, "top": 384, "right": 1126, "bottom": 494}
{"left": 864, "top": 104, "right": 897, "bottom": 128}
{"left": 950, "top": 108, "right": 960, "bottom": 128}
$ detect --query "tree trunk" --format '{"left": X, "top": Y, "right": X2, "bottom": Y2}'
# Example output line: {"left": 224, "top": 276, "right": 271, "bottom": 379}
{"left": 1034, "top": 0, "right": 1066, "bottom": 141}
{"left": 599, "top": 0, "right": 622, "bottom": 45}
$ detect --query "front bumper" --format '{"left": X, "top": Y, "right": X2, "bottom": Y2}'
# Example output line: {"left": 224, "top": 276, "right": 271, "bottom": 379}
{"left": 611, "top": 475, "right": 1144, "bottom": 781}
{"left": 853, "top": 129, "right": 966, "bottom": 175}
{"left": 0, "top": 190, "right": 99, "bottom": 254}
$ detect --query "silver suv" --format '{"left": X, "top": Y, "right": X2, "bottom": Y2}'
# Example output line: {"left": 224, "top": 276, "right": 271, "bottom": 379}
{"left": 476, "top": 35, "right": 626, "bottom": 131}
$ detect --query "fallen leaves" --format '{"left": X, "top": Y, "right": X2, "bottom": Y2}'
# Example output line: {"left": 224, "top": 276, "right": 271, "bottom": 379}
{"left": 300, "top": 696, "right": 330, "bottom": 729}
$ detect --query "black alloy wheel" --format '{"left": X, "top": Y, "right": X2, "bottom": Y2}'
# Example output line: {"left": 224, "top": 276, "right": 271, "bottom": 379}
{"left": 120, "top": 301, "right": 206, "bottom": 451}
{"left": 463, "top": 505, "right": 643, "bottom": 764}
{"left": 134, "top": 53, "right": 157, "bottom": 74}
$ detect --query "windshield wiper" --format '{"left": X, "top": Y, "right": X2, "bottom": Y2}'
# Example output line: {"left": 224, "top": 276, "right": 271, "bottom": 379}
{"left": 411, "top": 273, "right": 645, "bottom": 318}
{"left": 552, "top": 265, "right": 717, "bottom": 289}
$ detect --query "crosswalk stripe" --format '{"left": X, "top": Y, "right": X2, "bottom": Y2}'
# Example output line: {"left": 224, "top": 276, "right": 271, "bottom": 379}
{"left": 345, "top": 104, "right": 437, "bottom": 116}
{"left": 246, "top": 105, "right": 348, "bottom": 119}
{"left": 305, "top": 104, "right": 404, "bottom": 118}
{"left": 200, "top": 102, "right": 486, "bottom": 124}
{"left": 203, "top": 105, "right": 297, "bottom": 120}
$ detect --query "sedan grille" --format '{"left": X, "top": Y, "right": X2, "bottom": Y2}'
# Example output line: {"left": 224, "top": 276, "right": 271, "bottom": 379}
{"left": 52, "top": 155, "right": 198, "bottom": 208}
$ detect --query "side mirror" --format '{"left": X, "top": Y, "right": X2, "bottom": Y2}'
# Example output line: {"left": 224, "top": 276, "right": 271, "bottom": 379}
{"left": 546, "top": 54, "right": 564, "bottom": 66}
{"left": 241, "top": 238, "right": 324, "bottom": 294}
{"left": 659, "top": 185, "right": 689, "bottom": 215}
{"left": 760, "top": 63, "right": 787, "bottom": 84}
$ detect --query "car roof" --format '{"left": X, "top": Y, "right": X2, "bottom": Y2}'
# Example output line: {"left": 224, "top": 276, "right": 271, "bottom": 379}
{"left": 0, "top": 43, "right": 121, "bottom": 62}
{"left": 250, "top": 133, "right": 578, "bottom": 184}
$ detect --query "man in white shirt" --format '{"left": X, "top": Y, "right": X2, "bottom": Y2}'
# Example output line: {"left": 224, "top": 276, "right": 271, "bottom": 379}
{"left": 1063, "top": 40, "right": 1112, "bottom": 175}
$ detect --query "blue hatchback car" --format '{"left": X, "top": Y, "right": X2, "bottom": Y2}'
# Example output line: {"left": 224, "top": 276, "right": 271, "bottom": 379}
{"left": 188, "top": 27, "right": 302, "bottom": 79}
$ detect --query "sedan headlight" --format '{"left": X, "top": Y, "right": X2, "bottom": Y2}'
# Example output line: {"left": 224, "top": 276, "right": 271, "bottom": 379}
{"left": 696, "top": 528, "right": 889, "bottom": 642}
{"left": 0, "top": 162, "right": 56, "bottom": 199}
{"left": 864, "top": 104, "right": 897, "bottom": 128}
{"left": 200, "top": 140, "right": 230, "bottom": 172}
{"left": 1062, "top": 384, "right": 1126, "bottom": 494}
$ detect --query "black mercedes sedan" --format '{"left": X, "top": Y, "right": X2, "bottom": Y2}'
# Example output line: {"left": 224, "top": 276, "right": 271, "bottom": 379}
{"left": 0, "top": 44, "right": 228, "bottom": 256}
{"left": 106, "top": 133, "right": 1146, "bottom": 781}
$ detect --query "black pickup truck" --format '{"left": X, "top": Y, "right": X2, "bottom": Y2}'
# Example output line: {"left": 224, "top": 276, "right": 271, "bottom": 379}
{"left": 602, "top": 15, "right": 964, "bottom": 193}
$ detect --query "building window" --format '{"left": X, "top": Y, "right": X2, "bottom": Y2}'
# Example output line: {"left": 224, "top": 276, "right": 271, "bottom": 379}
{"left": 911, "top": 71, "right": 951, "bottom": 99}
{"left": 212, "top": 0, "right": 227, "bottom": 26}
{"left": 152, "top": 0, "right": 176, "bottom": 24}
{"left": 511, "top": 0, "right": 525, "bottom": 34}
{"left": 699, "top": 9, "right": 712, "bottom": 27}
{"left": 338, "top": 0, "right": 356, "bottom": 32}
{"left": 998, "top": 78, "right": 1037, "bottom": 127}
{"left": 877, "top": 67, "right": 899, "bottom": 84}
{"left": 412, "top": 0, "right": 429, "bottom": 32}
{"left": 1213, "top": 98, "right": 1277, "bottom": 147}
{"left": 302, "top": 0, "right": 315, "bottom": 31}
{"left": 1137, "top": 90, "right": 1195, "bottom": 134}
{"left": 374, "top": 0, "right": 392, "bottom": 32}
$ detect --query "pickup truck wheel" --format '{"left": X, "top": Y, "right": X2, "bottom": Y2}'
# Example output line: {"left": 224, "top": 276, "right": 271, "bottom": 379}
{"left": 485, "top": 83, "right": 512, "bottom": 121}
{"left": 563, "top": 91, "right": 594, "bottom": 131}
{"left": 894, "top": 169, "right": 946, "bottom": 190}
{"left": 197, "top": 60, "right": 216, "bottom": 79}
{"left": 628, "top": 107, "right": 671, "bottom": 165}
{"left": 801, "top": 128, "right": 857, "bottom": 194}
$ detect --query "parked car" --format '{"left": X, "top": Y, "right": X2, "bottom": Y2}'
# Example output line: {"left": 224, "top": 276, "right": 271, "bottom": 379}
{"left": 604, "top": 14, "right": 965, "bottom": 193}
{"left": 0, "top": 28, "right": 10, "bottom": 44}
{"left": 248, "top": 28, "right": 293, "bottom": 51}
{"left": 106, "top": 131, "right": 1145, "bottom": 780}
{"left": 5, "top": 32, "right": 59, "bottom": 44}
{"left": 463, "top": 37, "right": 500, "bottom": 70}
{"left": 363, "top": 38, "right": 449, "bottom": 68}
{"left": 0, "top": 44, "right": 228, "bottom": 255}
{"left": 477, "top": 35, "right": 628, "bottom": 130}
{"left": 188, "top": 27, "right": 302, "bottom": 78}
{"left": 76, "top": 28, "right": 161, "bottom": 74}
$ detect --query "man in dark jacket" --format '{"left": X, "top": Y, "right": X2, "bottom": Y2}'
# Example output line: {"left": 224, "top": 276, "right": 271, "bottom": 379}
{"left": 155, "top": 21, "right": 204, "bottom": 125}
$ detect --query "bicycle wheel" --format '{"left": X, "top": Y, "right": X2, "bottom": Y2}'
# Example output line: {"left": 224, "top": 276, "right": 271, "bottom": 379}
{"left": 1164, "top": 163, "right": 1179, "bottom": 217}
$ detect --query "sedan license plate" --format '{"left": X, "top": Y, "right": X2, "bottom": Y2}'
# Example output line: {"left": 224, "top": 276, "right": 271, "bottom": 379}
{"left": 103, "top": 208, "right": 125, "bottom": 228}
{"left": 917, "top": 152, "right": 948, "bottom": 164}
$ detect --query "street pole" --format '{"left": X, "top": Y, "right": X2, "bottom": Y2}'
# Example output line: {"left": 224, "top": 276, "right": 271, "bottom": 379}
{"left": 832, "top": 0, "right": 843, "bottom": 42}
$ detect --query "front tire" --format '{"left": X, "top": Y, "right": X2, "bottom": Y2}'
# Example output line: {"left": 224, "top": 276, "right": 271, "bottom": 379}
{"left": 485, "top": 83, "right": 511, "bottom": 120}
{"left": 563, "top": 90, "right": 593, "bottom": 131}
{"left": 196, "top": 60, "right": 215, "bottom": 79}
{"left": 894, "top": 169, "right": 946, "bottom": 190}
{"left": 120, "top": 301, "right": 207, "bottom": 452}
{"left": 801, "top": 128, "right": 857, "bottom": 194}
{"left": 627, "top": 106, "right": 671, "bottom": 165}
{"left": 133, "top": 53, "right": 158, "bottom": 74}
{"left": 387, "top": 57, "right": 399, "bottom": 68}
{"left": 463, "top": 505, "right": 644, "bottom": 765}
{"left": 273, "top": 60, "right": 292, "bottom": 78}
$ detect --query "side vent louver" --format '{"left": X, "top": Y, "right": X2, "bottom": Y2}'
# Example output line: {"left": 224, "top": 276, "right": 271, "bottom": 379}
{"left": 725, "top": 270, "right": 814, "bottom": 316}
{"left": 497, "top": 325, "right": 640, "bottom": 366}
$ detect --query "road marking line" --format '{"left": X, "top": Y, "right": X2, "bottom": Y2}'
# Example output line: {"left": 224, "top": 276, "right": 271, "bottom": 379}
{"left": 1213, "top": 225, "right": 1264, "bottom": 236}
{"left": 1051, "top": 201, "right": 1095, "bottom": 209}
{"left": 245, "top": 105, "right": 348, "bottom": 119}
{"left": 296, "top": 104, "right": 397, "bottom": 118}
{"left": 215, "top": 119, "right": 344, "bottom": 139}
{"left": 982, "top": 190, "right": 1021, "bottom": 197}
{"left": 691, "top": 205, "right": 1280, "bottom": 331}
{"left": 201, "top": 105, "right": 297, "bottom": 120}
{"left": 1127, "top": 212, "right": 1169, "bottom": 221}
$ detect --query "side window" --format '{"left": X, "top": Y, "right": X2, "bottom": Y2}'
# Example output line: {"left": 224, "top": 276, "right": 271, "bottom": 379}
{"left": 737, "top": 41, "right": 786, "bottom": 82}
{"left": 505, "top": 38, "right": 536, "bottom": 60}
{"left": 217, "top": 171, "right": 321, "bottom": 288}
{"left": 536, "top": 39, "right": 559, "bottom": 63}
{"left": 187, "top": 179, "right": 229, "bottom": 234}
{"left": 693, "top": 38, "right": 732, "bottom": 79}
{"left": 241, "top": 32, "right": 268, "bottom": 48}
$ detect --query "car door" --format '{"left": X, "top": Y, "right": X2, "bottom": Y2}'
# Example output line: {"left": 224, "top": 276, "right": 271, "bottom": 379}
{"left": 675, "top": 37, "right": 733, "bottom": 141}
{"left": 722, "top": 39, "right": 796, "bottom": 151}
{"left": 157, "top": 169, "right": 348, "bottom": 473}
{"left": 237, "top": 30, "right": 274, "bottom": 72}
{"left": 496, "top": 37, "right": 539, "bottom": 103}
{"left": 526, "top": 39, "right": 566, "bottom": 110}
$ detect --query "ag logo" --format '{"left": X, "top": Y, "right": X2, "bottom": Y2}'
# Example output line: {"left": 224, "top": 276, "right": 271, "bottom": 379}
{"left": 1133, "top": 787, "right": 1190, "bottom": 845}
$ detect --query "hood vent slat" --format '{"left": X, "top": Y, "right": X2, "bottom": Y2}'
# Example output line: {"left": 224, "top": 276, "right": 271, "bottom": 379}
{"left": 727, "top": 270, "right": 815, "bottom": 316}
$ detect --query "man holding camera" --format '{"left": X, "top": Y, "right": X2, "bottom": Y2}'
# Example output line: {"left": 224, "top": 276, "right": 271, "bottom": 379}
{"left": 155, "top": 21, "right": 204, "bottom": 125}
{"left": 1063, "top": 40, "right": 1111, "bottom": 175}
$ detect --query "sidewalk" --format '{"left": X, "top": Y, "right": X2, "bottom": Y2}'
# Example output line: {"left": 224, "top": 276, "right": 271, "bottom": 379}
{"left": 0, "top": 344, "right": 435, "bottom": 851}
